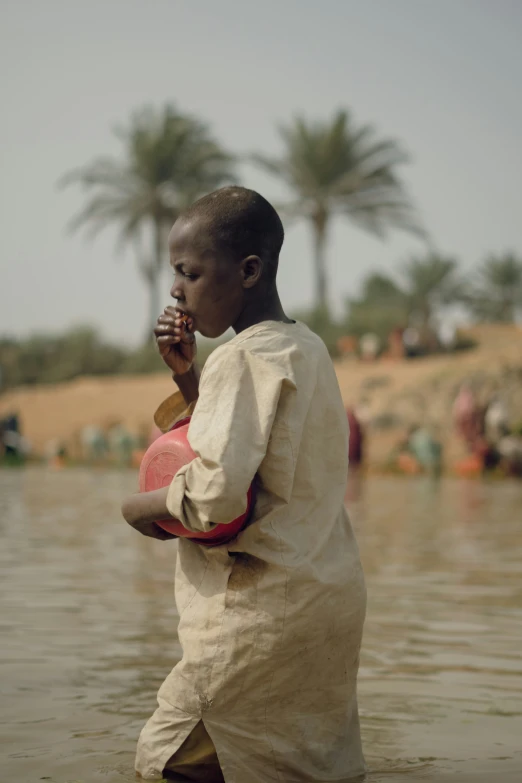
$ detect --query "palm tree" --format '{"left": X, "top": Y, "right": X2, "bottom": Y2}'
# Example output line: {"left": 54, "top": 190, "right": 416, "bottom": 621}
{"left": 467, "top": 253, "right": 522, "bottom": 323}
{"left": 60, "top": 105, "right": 234, "bottom": 340}
{"left": 354, "top": 258, "right": 462, "bottom": 321}
{"left": 253, "top": 109, "right": 425, "bottom": 314}
{"left": 358, "top": 272, "right": 406, "bottom": 305}
{"left": 346, "top": 256, "right": 462, "bottom": 348}
{"left": 345, "top": 273, "right": 409, "bottom": 343}
{"left": 398, "top": 253, "right": 465, "bottom": 351}
{"left": 401, "top": 254, "right": 461, "bottom": 327}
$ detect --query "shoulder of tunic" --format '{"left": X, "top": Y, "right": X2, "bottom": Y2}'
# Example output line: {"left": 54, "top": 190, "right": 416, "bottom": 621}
{"left": 210, "top": 323, "right": 326, "bottom": 381}
{"left": 200, "top": 340, "right": 291, "bottom": 388}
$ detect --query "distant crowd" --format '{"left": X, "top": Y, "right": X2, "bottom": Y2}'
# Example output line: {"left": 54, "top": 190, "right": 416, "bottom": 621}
{"left": 2, "top": 387, "right": 522, "bottom": 478}
{"left": 346, "top": 385, "right": 522, "bottom": 478}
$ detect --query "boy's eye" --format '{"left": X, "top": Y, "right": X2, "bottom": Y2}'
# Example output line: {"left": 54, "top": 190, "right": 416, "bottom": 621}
{"left": 173, "top": 266, "right": 199, "bottom": 281}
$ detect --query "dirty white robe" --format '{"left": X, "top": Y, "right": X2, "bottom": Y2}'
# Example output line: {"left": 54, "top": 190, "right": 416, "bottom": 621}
{"left": 136, "top": 321, "right": 367, "bottom": 783}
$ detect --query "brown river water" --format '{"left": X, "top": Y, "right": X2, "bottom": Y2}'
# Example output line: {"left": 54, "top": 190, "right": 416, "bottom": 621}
{"left": 1, "top": 468, "right": 521, "bottom": 782}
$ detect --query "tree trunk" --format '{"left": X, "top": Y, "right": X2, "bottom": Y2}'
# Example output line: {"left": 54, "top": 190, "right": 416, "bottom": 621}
{"left": 143, "top": 218, "right": 164, "bottom": 345}
{"left": 500, "top": 295, "right": 513, "bottom": 323}
{"left": 145, "top": 271, "right": 162, "bottom": 345}
{"left": 420, "top": 302, "right": 436, "bottom": 350}
{"left": 311, "top": 210, "right": 329, "bottom": 316}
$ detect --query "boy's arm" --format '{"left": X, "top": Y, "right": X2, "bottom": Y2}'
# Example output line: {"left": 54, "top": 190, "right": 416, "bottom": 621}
{"left": 173, "top": 363, "right": 200, "bottom": 406}
{"left": 154, "top": 307, "right": 199, "bottom": 406}
{"left": 121, "top": 487, "right": 176, "bottom": 540}
{"left": 122, "top": 307, "right": 199, "bottom": 541}
{"left": 166, "top": 345, "right": 292, "bottom": 534}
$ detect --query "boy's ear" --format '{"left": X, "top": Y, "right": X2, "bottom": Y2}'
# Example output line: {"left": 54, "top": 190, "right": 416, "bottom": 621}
{"left": 240, "top": 255, "right": 263, "bottom": 288}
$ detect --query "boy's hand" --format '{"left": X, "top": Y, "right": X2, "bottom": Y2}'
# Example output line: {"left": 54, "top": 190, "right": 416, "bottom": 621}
{"left": 154, "top": 306, "right": 196, "bottom": 375}
{"left": 121, "top": 490, "right": 177, "bottom": 541}
{"left": 126, "top": 518, "right": 176, "bottom": 541}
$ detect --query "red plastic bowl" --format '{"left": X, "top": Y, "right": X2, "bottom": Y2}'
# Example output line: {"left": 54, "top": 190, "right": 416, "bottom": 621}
{"left": 139, "top": 417, "right": 252, "bottom": 546}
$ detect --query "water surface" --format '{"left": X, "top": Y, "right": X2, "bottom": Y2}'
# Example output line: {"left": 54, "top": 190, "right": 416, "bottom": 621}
{"left": 1, "top": 469, "right": 521, "bottom": 782}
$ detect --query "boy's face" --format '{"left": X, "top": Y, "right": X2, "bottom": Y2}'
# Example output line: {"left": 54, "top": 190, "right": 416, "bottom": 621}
{"left": 168, "top": 217, "right": 246, "bottom": 339}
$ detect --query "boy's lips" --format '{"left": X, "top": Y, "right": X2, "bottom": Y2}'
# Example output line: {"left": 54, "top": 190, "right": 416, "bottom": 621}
{"left": 175, "top": 309, "right": 196, "bottom": 328}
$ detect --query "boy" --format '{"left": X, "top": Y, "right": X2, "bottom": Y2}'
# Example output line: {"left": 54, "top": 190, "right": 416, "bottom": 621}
{"left": 122, "top": 187, "right": 367, "bottom": 782}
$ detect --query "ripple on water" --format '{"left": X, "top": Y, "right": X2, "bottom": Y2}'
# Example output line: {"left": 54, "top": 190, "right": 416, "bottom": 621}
{"left": 1, "top": 469, "right": 522, "bottom": 782}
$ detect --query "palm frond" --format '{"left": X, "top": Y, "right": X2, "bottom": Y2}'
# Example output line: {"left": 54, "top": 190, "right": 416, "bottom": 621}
{"left": 254, "top": 109, "right": 424, "bottom": 239}
{"left": 59, "top": 103, "right": 235, "bottom": 252}
{"left": 465, "top": 252, "right": 522, "bottom": 321}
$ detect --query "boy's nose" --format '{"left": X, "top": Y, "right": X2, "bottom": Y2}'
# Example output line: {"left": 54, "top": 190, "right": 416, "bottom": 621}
{"left": 170, "top": 282, "right": 184, "bottom": 301}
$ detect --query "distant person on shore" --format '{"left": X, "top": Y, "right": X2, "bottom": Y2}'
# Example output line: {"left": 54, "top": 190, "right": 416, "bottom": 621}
{"left": 402, "top": 326, "right": 421, "bottom": 358}
{"left": 347, "top": 406, "right": 364, "bottom": 467}
{"left": 484, "top": 396, "right": 509, "bottom": 443}
{"left": 120, "top": 187, "right": 367, "bottom": 782}
{"left": 80, "top": 425, "right": 108, "bottom": 463}
{"left": 408, "top": 426, "right": 442, "bottom": 475}
{"left": 452, "top": 384, "right": 483, "bottom": 452}
{"left": 0, "top": 412, "right": 28, "bottom": 464}
{"left": 390, "top": 424, "right": 441, "bottom": 475}
{"left": 107, "top": 423, "right": 134, "bottom": 466}
{"left": 360, "top": 332, "right": 380, "bottom": 361}
{"left": 497, "top": 430, "right": 522, "bottom": 476}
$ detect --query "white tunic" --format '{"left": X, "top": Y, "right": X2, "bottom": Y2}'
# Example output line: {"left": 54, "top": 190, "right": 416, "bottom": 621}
{"left": 136, "top": 321, "right": 367, "bottom": 782}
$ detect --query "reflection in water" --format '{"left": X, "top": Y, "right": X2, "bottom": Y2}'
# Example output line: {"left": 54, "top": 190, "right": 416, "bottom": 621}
{"left": 1, "top": 469, "right": 521, "bottom": 782}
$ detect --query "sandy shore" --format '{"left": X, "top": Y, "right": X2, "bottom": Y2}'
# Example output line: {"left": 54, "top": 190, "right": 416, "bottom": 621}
{"left": 2, "top": 324, "right": 521, "bottom": 466}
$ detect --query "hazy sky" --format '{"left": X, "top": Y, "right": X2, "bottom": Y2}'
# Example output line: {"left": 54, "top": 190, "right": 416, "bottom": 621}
{"left": 1, "top": 0, "right": 521, "bottom": 345}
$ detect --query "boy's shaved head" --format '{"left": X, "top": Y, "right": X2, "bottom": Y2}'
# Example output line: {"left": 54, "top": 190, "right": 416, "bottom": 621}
{"left": 180, "top": 186, "right": 284, "bottom": 280}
